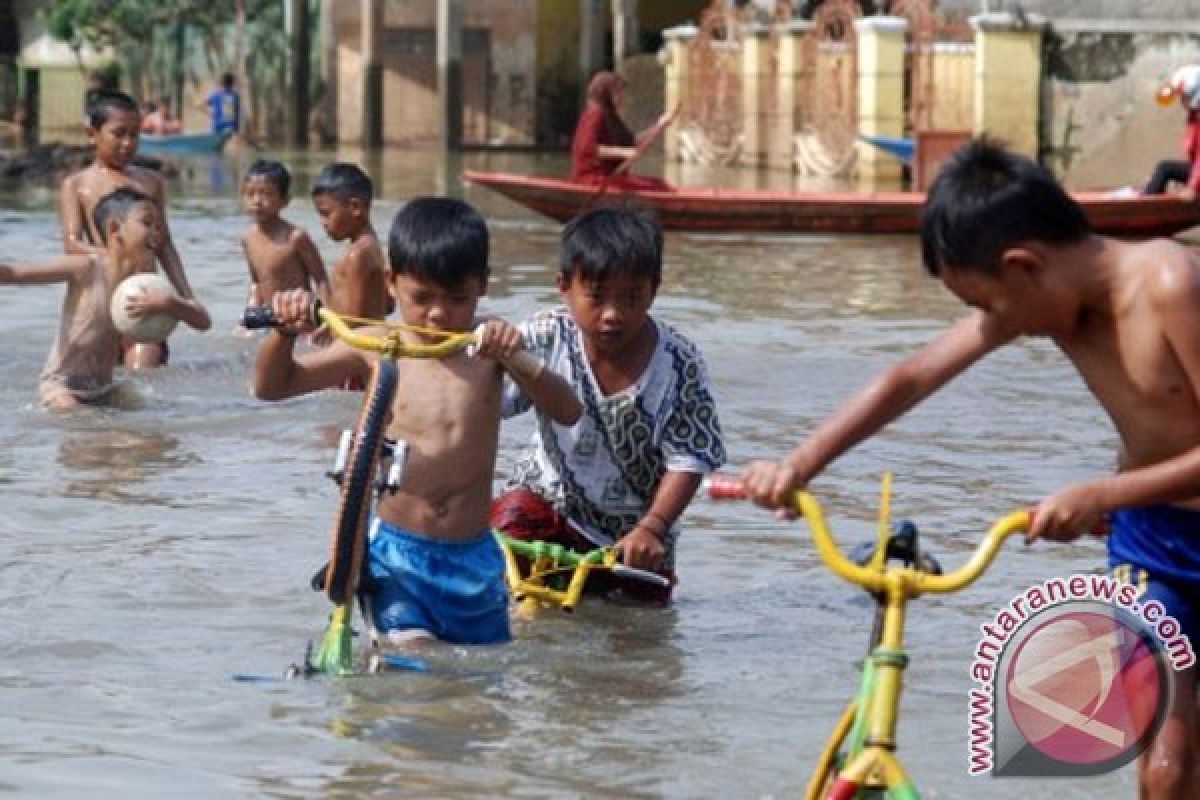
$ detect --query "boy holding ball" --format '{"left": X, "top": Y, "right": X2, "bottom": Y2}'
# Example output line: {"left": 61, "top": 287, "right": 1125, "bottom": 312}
{"left": 0, "top": 187, "right": 210, "bottom": 409}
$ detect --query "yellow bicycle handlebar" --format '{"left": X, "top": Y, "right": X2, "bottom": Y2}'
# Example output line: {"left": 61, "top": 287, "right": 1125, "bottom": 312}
{"left": 706, "top": 476, "right": 1030, "bottom": 596}
{"left": 241, "top": 303, "right": 544, "bottom": 376}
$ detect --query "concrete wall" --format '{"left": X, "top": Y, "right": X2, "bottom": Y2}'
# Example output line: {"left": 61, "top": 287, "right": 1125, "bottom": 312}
{"left": 1041, "top": 20, "right": 1200, "bottom": 187}
{"left": 334, "top": 0, "right": 537, "bottom": 147}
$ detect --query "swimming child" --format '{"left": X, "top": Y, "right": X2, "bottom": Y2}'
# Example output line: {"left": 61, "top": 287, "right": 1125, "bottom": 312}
{"left": 239, "top": 159, "right": 329, "bottom": 309}
{"left": 1, "top": 188, "right": 211, "bottom": 409}
{"left": 60, "top": 88, "right": 207, "bottom": 369}
{"left": 742, "top": 139, "right": 1199, "bottom": 799}
{"left": 490, "top": 207, "right": 726, "bottom": 604}
{"left": 254, "top": 197, "right": 583, "bottom": 645}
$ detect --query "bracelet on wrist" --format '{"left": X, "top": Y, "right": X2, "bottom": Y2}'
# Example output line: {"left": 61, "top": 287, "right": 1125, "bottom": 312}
{"left": 639, "top": 512, "right": 671, "bottom": 540}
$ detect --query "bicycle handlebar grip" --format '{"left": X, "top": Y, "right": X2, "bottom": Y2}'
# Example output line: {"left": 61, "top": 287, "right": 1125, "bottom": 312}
{"left": 705, "top": 475, "right": 747, "bottom": 500}
{"left": 611, "top": 565, "right": 671, "bottom": 587}
{"left": 469, "top": 324, "right": 545, "bottom": 381}
{"left": 240, "top": 305, "right": 279, "bottom": 329}
{"left": 240, "top": 300, "right": 324, "bottom": 330}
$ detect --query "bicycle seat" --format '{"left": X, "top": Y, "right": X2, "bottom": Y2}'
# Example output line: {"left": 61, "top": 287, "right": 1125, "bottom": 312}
{"left": 849, "top": 520, "right": 943, "bottom": 576}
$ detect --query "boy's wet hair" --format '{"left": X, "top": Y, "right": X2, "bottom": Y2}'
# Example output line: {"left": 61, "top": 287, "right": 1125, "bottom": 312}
{"left": 560, "top": 206, "right": 662, "bottom": 286}
{"left": 93, "top": 187, "right": 153, "bottom": 245}
{"left": 86, "top": 88, "right": 139, "bottom": 129}
{"left": 221, "top": 72, "right": 236, "bottom": 89}
{"left": 244, "top": 159, "right": 291, "bottom": 196}
{"left": 921, "top": 138, "right": 1091, "bottom": 276}
{"left": 311, "top": 162, "right": 372, "bottom": 205}
{"left": 387, "top": 197, "right": 489, "bottom": 286}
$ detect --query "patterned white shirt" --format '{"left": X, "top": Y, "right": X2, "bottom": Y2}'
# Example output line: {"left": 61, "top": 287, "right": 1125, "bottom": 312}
{"left": 502, "top": 307, "right": 726, "bottom": 563}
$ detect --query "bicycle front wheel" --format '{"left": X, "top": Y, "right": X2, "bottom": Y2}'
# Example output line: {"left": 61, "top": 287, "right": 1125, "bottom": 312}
{"left": 325, "top": 359, "right": 399, "bottom": 605}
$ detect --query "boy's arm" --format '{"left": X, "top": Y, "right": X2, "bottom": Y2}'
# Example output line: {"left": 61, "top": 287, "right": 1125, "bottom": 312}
{"left": 0, "top": 255, "right": 93, "bottom": 285}
{"left": 254, "top": 289, "right": 371, "bottom": 400}
{"left": 145, "top": 172, "right": 198, "bottom": 300}
{"left": 165, "top": 294, "right": 212, "bottom": 331}
{"left": 475, "top": 318, "right": 582, "bottom": 424}
{"left": 240, "top": 237, "right": 262, "bottom": 307}
{"left": 505, "top": 358, "right": 582, "bottom": 425}
{"left": 745, "top": 311, "right": 1012, "bottom": 508}
{"left": 59, "top": 175, "right": 100, "bottom": 256}
{"left": 1034, "top": 255, "right": 1200, "bottom": 537}
{"left": 294, "top": 230, "right": 331, "bottom": 304}
{"left": 616, "top": 470, "right": 703, "bottom": 570}
{"left": 254, "top": 333, "right": 370, "bottom": 400}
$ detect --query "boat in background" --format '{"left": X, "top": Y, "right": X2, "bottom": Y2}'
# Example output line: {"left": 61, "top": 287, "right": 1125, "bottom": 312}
{"left": 138, "top": 130, "right": 229, "bottom": 156}
{"left": 463, "top": 170, "right": 1200, "bottom": 238}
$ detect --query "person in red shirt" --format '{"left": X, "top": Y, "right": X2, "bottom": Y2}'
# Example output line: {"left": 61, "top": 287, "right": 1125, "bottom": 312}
{"left": 1143, "top": 65, "right": 1200, "bottom": 198}
{"left": 569, "top": 71, "right": 677, "bottom": 191}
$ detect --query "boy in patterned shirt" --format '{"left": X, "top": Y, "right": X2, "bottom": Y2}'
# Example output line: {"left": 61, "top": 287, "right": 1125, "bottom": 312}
{"left": 492, "top": 207, "right": 726, "bottom": 603}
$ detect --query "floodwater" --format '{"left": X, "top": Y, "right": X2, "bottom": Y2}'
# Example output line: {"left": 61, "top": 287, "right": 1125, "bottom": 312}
{"left": 0, "top": 150, "right": 1135, "bottom": 799}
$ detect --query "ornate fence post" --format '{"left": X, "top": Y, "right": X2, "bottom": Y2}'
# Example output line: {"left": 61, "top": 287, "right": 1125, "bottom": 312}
{"left": 662, "top": 23, "right": 697, "bottom": 164}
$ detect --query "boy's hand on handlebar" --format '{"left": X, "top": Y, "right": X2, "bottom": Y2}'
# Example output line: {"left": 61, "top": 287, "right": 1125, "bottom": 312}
{"left": 270, "top": 289, "right": 318, "bottom": 335}
{"left": 616, "top": 526, "right": 665, "bottom": 571}
{"left": 473, "top": 318, "right": 524, "bottom": 362}
{"left": 1027, "top": 484, "right": 1107, "bottom": 543}
{"left": 741, "top": 459, "right": 804, "bottom": 519}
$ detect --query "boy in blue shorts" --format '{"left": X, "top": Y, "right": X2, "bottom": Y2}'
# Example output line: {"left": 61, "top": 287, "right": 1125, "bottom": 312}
{"left": 743, "top": 139, "right": 1199, "bottom": 798}
{"left": 255, "top": 197, "right": 581, "bottom": 645}
{"left": 491, "top": 207, "right": 726, "bottom": 603}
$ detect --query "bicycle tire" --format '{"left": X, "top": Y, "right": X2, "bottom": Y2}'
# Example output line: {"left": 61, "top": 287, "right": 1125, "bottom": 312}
{"left": 325, "top": 359, "right": 399, "bottom": 605}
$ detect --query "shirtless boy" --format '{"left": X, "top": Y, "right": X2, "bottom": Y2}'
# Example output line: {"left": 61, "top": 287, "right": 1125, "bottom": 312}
{"left": 1, "top": 188, "right": 210, "bottom": 409}
{"left": 240, "top": 159, "right": 329, "bottom": 308}
{"left": 255, "top": 197, "right": 581, "bottom": 645}
{"left": 310, "top": 162, "right": 388, "bottom": 321}
{"left": 744, "top": 139, "right": 1199, "bottom": 799}
{"left": 60, "top": 88, "right": 207, "bottom": 368}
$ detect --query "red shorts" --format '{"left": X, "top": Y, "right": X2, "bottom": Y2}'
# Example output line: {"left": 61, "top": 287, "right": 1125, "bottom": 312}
{"left": 490, "top": 487, "right": 675, "bottom": 604}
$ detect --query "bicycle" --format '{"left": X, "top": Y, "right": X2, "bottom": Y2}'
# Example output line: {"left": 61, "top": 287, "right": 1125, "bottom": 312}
{"left": 241, "top": 303, "right": 666, "bottom": 672}
{"left": 494, "top": 526, "right": 671, "bottom": 615}
{"left": 242, "top": 301, "right": 543, "bottom": 676}
{"left": 705, "top": 474, "right": 1031, "bottom": 800}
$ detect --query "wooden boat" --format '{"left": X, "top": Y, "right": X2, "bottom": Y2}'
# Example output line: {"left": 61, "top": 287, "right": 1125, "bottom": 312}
{"left": 138, "top": 130, "right": 229, "bottom": 156}
{"left": 463, "top": 170, "right": 1200, "bottom": 238}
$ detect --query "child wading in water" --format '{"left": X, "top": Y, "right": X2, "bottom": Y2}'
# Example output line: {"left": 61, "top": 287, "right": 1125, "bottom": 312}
{"left": 1, "top": 188, "right": 210, "bottom": 408}
{"left": 255, "top": 197, "right": 581, "bottom": 645}
{"left": 60, "top": 89, "right": 207, "bottom": 368}
{"left": 491, "top": 207, "right": 726, "bottom": 603}
{"left": 744, "top": 139, "right": 1199, "bottom": 799}
{"left": 239, "top": 159, "right": 329, "bottom": 309}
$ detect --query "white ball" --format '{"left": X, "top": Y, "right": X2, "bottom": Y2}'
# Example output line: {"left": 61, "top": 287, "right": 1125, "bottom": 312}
{"left": 109, "top": 272, "right": 180, "bottom": 343}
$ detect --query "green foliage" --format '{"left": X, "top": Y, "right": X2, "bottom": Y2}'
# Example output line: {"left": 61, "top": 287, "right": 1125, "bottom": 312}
{"left": 42, "top": 0, "right": 315, "bottom": 141}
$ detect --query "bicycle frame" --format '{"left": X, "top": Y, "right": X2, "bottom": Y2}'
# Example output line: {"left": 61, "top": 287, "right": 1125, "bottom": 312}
{"left": 706, "top": 476, "right": 1030, "bottom": 800}
{"left": 493, "top": 532, "right": 670, "bottom": 614}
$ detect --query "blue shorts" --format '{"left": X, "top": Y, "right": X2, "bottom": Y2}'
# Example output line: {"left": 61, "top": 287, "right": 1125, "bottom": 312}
{"left": 1109, "top": 505, "right": 1200, "bottom": 647}
{"left": 366, "top": 519, "right": 511, "bottom": 645}
{"left": 1109, "top": 563, "right": 1200, "bottom": 648}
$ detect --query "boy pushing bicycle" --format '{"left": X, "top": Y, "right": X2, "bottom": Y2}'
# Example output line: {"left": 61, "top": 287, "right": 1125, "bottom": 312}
{"left": 743, "top": 139, "right": 1199, "bottom": 798}
{"left": 255, "top": 197, "right": 581, "bottom": 646}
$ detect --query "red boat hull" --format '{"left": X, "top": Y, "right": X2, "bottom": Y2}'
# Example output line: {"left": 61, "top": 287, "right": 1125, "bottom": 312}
{"left": 464, "top": 170, "right": 1200, "bottom": 238}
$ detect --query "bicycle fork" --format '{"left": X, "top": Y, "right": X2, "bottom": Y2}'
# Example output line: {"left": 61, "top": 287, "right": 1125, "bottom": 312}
{"left": 807, "top": 582, "right": 920, "bottom": 800}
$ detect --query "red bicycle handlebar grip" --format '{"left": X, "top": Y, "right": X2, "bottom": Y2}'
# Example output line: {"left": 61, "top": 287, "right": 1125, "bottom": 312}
{"left": 705, "top": 475, "right": 747, "bottom": 500}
